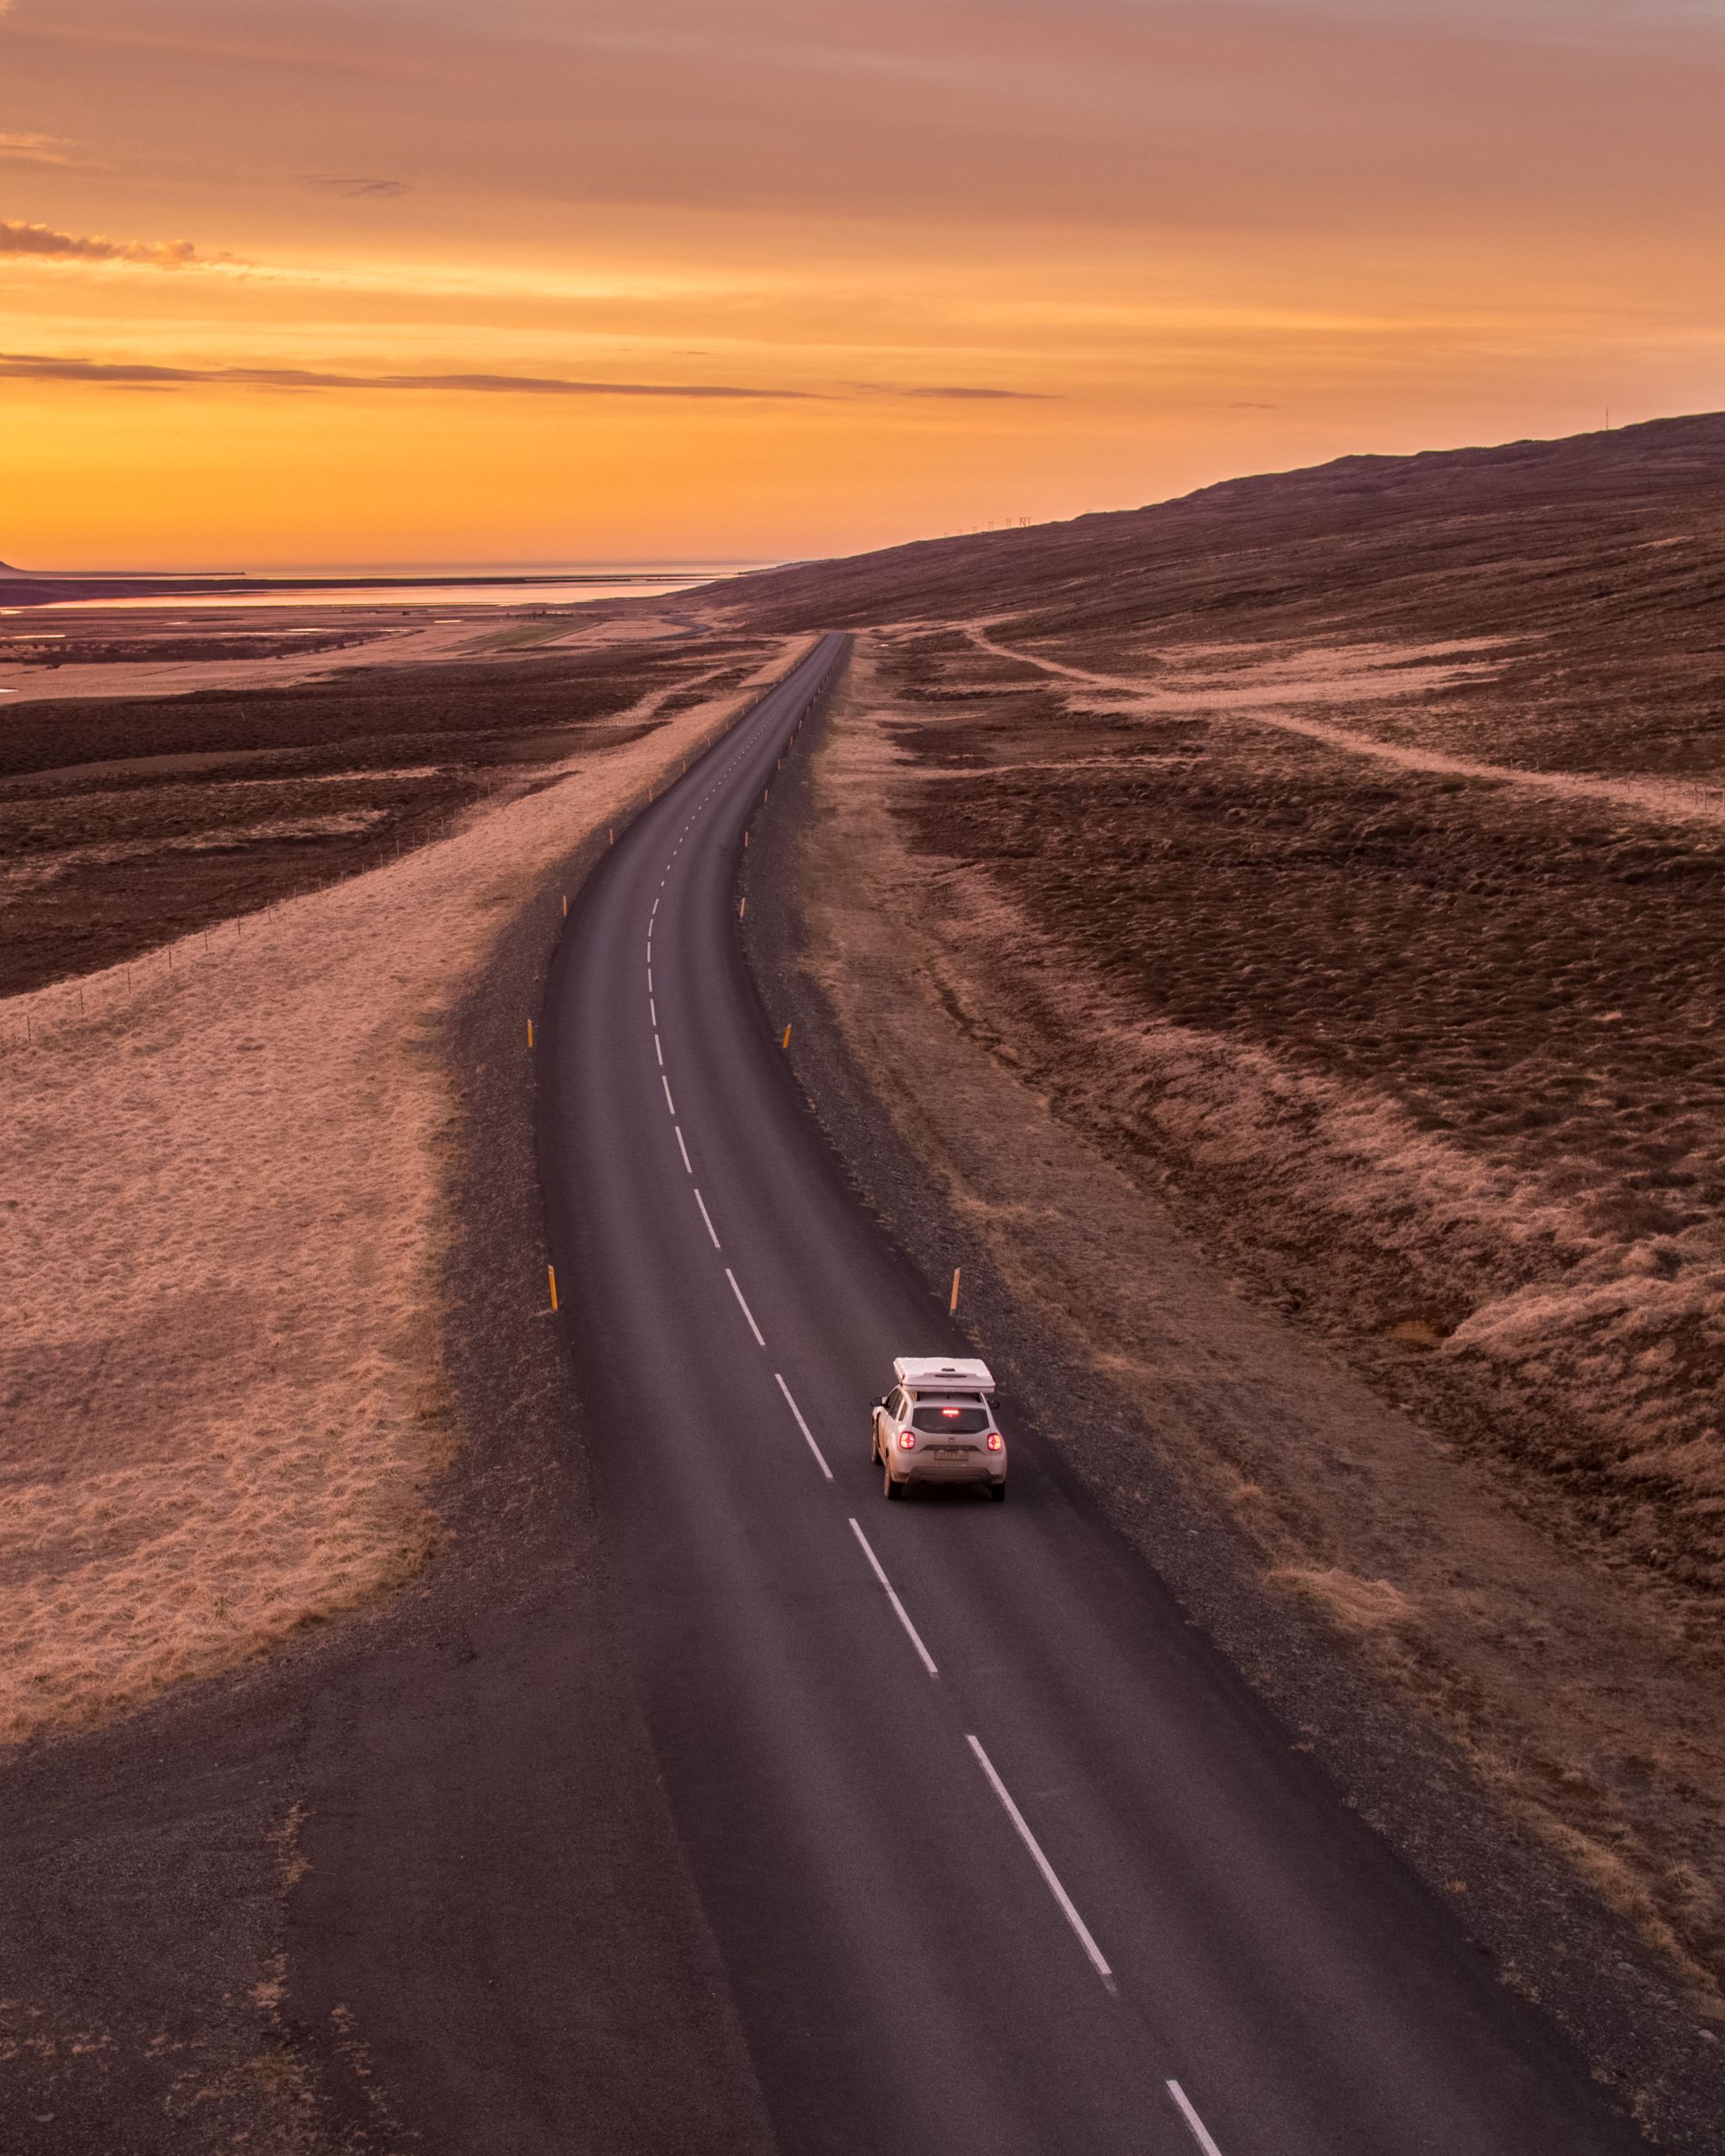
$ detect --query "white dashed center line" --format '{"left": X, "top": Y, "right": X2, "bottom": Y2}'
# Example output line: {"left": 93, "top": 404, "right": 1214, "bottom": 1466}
{"left": 655, "top": 1034, "right": 664, "bottom": 1067}
{"left": 773, "top": 1373, "right": 832, "bottom": 1479}
{"left": 1168, "top": 2083, "right": 1226, "bottom": 2156}
{"left": 849, "top": 1519, "right": 937, "bottom": 1675}
{"left": 966, "top": 1735, "right": 1114, "bottom": 1990}
{"left": 725, "top": 1267, "right": 766, "bottom": 1347}
{"left": 662, "top": 1074, "right": 676, "bottom": 1115}
{"left": 674, "top": 1125, "right": 692, "bottom": 1174}
{"left": 694, "top": 1188, "right": 721, "bottom": 1248}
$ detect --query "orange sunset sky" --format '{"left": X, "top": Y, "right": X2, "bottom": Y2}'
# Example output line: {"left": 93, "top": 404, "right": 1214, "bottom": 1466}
{"left": 4, "top": 0, "right": 1723, "bottom": 569}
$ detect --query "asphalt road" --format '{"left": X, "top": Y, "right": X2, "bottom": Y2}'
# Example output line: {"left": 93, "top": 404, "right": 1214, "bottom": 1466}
{"left": 542, "top": 633, "right": 1641, "bottom": 2156}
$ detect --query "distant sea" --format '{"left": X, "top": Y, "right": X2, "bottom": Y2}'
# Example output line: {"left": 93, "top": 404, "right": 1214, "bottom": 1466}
{"left": 28, "top": 562, "right": 768, "bottom": 615}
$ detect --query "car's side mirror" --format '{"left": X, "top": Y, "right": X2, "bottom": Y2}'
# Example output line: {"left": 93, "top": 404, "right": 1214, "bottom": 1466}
{"left": 875, "top": 1396, "right": 888, "bottom": 1410}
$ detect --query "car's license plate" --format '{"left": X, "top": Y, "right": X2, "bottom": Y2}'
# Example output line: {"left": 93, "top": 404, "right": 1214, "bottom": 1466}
{"left": 931, "top": 1446, "right": 969, "bottom": 1458}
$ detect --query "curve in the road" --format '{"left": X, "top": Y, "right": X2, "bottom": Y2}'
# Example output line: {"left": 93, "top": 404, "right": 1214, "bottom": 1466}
{"left": 540, "top": 634, "right": 1640, "bottom": 2156}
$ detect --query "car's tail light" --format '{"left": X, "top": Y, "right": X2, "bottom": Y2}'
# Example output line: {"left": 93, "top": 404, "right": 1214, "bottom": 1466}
{"left": 987, "top": 1432, "right": 1003, "bottom": 1451}
{"left": 897, "top": 1429, "right": 916, "bottom": 1450}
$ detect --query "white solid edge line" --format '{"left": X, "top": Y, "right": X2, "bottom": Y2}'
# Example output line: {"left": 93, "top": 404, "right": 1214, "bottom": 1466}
{"left": 1168, "top": 2083, "right": 1225, "bottom": 2156}
{"left": 773, "top": 1373, "right": 834, "bottom": 1479}
{"left": 694, "top": 1188, "right": 721, "bottom": 1248}
{"left": 965, "top": 1734, "right": 1114, "bottom": 1987}
{"left": 725, "top": 1267, "right": 766, "bottom": 1347}
{"left": 848, "top": 1519, "right": 937, "bottom": 1675}
{"left": 674, "top": 1125, "right": 692, "bottom": 1174}
{"left": 662, "top": 1074, "right": 676, "bottom": 1115}
{"left": 655, "top": 1034, "right": 664, "bottom": 1067}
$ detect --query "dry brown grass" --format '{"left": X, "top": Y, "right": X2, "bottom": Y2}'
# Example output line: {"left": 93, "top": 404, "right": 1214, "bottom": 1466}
{"left": 0, "top": 617, "right": 774, "bottom": 998}
{"left": 0, "top": 639, "right": 801, "bottom": 1747}
{"left": 799, "top": 636, "right": 1725, "bottom": 2015}
{"left": 869, "top": 623, "right": 1725, "bottom": 1610}
{"left": 0, "top": 600, "right": 699, "bottom": 706}
{"left": 1267, "top": 1568, "right": 1418, "bottom": 1632}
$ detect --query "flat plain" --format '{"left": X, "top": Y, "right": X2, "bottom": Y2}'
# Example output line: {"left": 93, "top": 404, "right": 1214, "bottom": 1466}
{"left": 0, "top": 604, "right": 759, "bottom": 997}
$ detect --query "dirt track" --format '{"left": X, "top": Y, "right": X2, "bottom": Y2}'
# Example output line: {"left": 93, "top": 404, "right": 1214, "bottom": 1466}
{"left": 964, "top": 624, "right": 1725, "bottom": 828}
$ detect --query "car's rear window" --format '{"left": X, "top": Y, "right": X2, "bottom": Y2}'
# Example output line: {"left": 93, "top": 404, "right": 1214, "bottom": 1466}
{"left": 912, "top": 1401, "right": 990, "bottom": 1435}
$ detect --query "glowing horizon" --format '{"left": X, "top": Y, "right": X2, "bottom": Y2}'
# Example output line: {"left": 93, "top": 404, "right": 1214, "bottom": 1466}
{"left": 5, "top": 0, "right": 1724, "bottom": 570}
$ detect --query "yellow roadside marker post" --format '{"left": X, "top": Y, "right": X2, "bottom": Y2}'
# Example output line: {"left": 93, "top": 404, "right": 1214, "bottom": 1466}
{"left": 782, "top": 1024, "right": 791, "bottom": 1049}
{"left": 739, "top": 896, "right": 747, "bottom": 919}
{"left": 950, "top": 1268, "right": 962, "bottom": 1315}
{"left": 527, "top": 1019, "right": 534, "bottom": 1048}
{"left": 547, "top": 1265, "right": 559, "bottom": 1312}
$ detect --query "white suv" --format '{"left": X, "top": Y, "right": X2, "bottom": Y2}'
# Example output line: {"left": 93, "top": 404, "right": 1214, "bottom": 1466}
{"left": 872, "top": 1357, "right": 1006, "bottom": 1501}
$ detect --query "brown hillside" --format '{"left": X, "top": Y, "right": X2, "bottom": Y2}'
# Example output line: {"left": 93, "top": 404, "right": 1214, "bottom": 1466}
{"left": 722, "top": 412, "right": 1725, "bottom": 781}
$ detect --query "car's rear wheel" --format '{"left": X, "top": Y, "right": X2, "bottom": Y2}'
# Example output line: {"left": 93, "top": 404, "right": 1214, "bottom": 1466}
{"left": 884, "top": 1460, "right": 902, "bottom": 1500}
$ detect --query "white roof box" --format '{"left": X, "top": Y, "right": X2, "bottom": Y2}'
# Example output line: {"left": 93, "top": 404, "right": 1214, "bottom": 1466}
{"left": 894, "top": 1356, "right": 995, "bottom": 1396}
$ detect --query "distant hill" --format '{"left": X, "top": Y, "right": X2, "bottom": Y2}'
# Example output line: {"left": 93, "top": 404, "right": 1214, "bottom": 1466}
{"left": 715, "top": 409, "right": 1725, "bottom": 649}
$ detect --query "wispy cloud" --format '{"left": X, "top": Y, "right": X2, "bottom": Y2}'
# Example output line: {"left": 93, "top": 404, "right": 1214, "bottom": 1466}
{"left": 0, "top": 350, "right": 1039, "bottom": 403}
{"left": 0, "top": 220, "right": 198, "bottom": 269}
{"left": 301, "top": 175, "right": 412, "bottom": 198}
{"left": 893, "top": 385, "right": 1053, "bottom": 400}
{"left": 0, "top": 133, "right": 77, "bottom": 166}
{"left": 0, "top": 352, "right": 815, "bottom": 397}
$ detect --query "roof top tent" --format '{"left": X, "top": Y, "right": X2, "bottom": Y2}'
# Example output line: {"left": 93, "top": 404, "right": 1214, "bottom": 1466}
{"left": 893, "top": 1357, "right": 995, "bottom": 1396}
